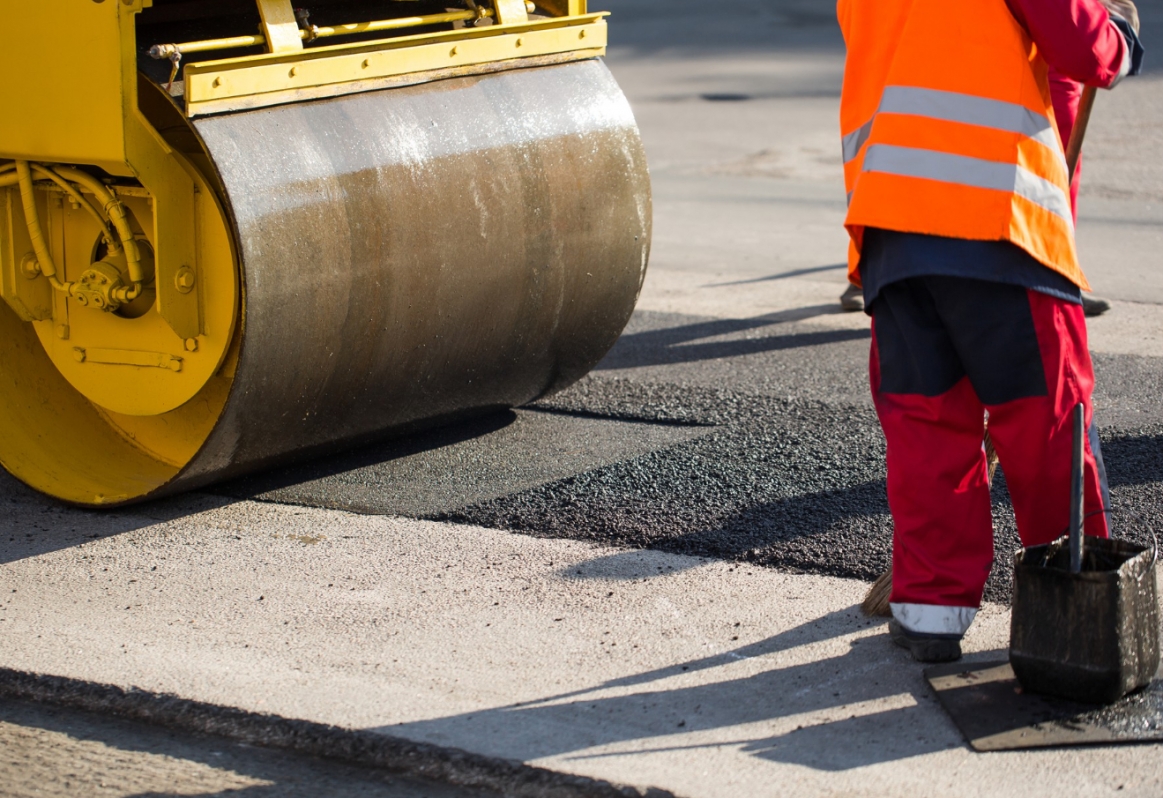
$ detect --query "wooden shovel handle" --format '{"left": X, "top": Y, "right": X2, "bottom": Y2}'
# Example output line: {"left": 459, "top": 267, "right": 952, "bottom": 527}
{"left": 1065, "top": 85, "right": 1098, "bottom": 182}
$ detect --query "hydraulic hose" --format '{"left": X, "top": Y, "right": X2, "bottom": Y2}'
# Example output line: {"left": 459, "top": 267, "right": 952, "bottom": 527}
{"left": 15, "top": 161, "right": 63, "bottom": 286}
{"left": 52, "top": 166, "right": 143, "bottom": 286}
{"left": 30, "top": 165, "right": 117, "bottom": 248}
{"left": 9, "top": 161, "right": 144, "bottom": 302}
{"left": 0, "top": 164, "right": 116, "bottom": 245}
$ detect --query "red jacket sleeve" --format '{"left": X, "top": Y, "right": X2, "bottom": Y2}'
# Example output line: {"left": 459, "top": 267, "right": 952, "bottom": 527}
{"left": 1006, "top": 0, "right": 1127, "bottom": 87}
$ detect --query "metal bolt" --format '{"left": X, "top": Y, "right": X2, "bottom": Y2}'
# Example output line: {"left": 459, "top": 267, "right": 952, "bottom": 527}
{"left": 73, "top": 348, "right": 86, "bottom": 363}
{"left": 361, "top": 59, "right": 370, "bottom": 68}
{"left": 20, "top": 253, "right": 41, "bottom": 280}
{"left": 579, "top": 29, "right": 587, "bottom": 39}
{"left": 515, "top": 38, "right": 523, "bottom": 47}
{"left": 212, "top": 78, "right": 222, "bottom": 88}
{"left": 55, "top": 324, "right": 70, "bottom": 340}
{"left": 174, "top": 267, "right": 196, "bottom": 294}
{"left": 289, "top": 67, "right": 298, "bottom": 78}
{"left": 184, "top": 338, "right": 199, "bottom": 352}
{"left": 450, "top": 47, "right": 458, "bottom": 57}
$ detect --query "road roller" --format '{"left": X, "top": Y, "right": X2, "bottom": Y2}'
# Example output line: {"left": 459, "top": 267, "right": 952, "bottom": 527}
{"left": 0, "top": 0, "right": 650, "bottom": 506}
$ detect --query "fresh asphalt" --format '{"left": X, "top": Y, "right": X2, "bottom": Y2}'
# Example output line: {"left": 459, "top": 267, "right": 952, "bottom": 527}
{"left": 216, "top": 307, "right": 1163, "bottom": 605}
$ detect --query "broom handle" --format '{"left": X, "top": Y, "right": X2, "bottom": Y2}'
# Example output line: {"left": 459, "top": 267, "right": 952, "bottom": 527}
{"left": 1063, "top": 89, "right": 1096, "bottom": 573}
{"left": 1069, "top": 403, "right": 1086, "bottom": 573}
{"left": 1065, "top": 85, "right": 1098, "bottom": 183}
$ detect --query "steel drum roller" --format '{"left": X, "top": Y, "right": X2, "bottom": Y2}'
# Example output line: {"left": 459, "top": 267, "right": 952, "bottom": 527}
{"left": 0, "top": 1, "right": 650, "bottom": 506}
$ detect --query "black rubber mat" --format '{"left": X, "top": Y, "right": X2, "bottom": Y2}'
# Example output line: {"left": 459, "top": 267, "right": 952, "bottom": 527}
{"left": 925, "top": 660, "right": 1163, "bottom": 751}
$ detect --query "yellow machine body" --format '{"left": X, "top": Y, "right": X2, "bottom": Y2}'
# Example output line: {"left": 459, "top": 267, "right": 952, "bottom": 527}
{"left": 0, "top": 0, "right": 650, "bottom": 506}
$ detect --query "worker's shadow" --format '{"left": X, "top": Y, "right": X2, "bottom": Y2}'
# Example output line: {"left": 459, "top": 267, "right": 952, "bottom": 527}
{"left": 380, "top": 607, "right": 971, "bottom": 772}
{"left": 595, "top": 309, "right": 870, "bottom": 371}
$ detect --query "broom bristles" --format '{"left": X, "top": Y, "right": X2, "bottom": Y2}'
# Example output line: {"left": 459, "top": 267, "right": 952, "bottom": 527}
{"left": 861, "top": 567, "right": 893, "bottom": 617}
{"left": 985, "top": 428, "right": 1000, "bottom": 485}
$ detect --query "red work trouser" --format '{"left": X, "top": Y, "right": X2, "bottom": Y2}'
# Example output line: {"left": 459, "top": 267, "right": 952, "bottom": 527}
{"left": 870, "top": 276, "right": 1109, "bottom": 634}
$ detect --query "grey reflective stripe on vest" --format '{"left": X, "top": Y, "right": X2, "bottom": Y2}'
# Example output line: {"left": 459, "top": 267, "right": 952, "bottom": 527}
{"left": 842, "top": 118, "right": 874, "bottom": 164}
{"left": 862, "top": 144, "right": 1074, "bottom": 226}
{"left": 842, "top": 86, "right": 1065, "bottom": 170}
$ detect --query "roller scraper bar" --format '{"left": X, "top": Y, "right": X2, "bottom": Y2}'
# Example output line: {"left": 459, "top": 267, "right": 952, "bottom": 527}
{"left": 144, "top": 0, "right": 608, "bottom": 117}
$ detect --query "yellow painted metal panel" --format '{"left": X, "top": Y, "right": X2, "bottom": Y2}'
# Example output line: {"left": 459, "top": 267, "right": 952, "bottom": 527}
{"left": 123, "top": 119, "right": 201, "bottom": 340}
{"left": 27, "top": 172, "right": 236, "bottom": 417}
{"left": 181, "top": 51, "right": 601, "bottom": 117}
{"left": 538, "top": 0, "right": 588, "bottom": 15}
{"left": 257, "top": 0, "right": 305, "bottom": 53}
{"left": 186, "top": 19, "right": 608, "bottom": 115}
{"left": 494, "top": 0, "right": 530, "bottom": 24}
{"left": 0, "top": 189, "right": 53, "bottom": 322}
{"left": 0, "top": 1, "right": 130, "bottom": 174}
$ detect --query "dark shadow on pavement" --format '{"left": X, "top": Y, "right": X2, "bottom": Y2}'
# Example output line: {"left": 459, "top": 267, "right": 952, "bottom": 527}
{"left": 213, "top": 410, "right": 518, "bottom": 501}
{"left": 1103, "top": 432, "right": 1163, "bottom": 488}
{"left": 381, "top": 608, "right": 958, "bottom": 772}
{"left": 597, "top": 314, "right": 870, "bottom": 371}
{"left": 0, "top": 698, "right": 485, "bottom": 798}
{"left": 0, "top": 481, "right": 238, "bottom": 568}
{"left": 707, "top": 263, "right": 847, "bottom": 286}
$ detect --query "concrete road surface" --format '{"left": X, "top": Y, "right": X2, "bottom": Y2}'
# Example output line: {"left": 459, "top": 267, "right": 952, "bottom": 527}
{"left": 3, "top": 1, "right": 1163, "bottom": 796}
{"left": 0, "top": 698, "right": 487, "bottom": 798}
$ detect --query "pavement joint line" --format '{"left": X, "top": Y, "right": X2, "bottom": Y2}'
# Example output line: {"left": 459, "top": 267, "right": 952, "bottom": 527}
{"left": 0, "top": 667, "right": 678, "bottom": 798}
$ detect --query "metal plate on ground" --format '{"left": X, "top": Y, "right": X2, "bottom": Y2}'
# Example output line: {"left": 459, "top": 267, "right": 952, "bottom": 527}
{"left": 213, "top": 409, "right": 710, "bottom": 517}
{"left": 925, "top": 660, "right": 1163, "bottom": 751}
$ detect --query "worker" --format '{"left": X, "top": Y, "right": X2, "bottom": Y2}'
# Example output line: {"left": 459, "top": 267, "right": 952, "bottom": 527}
{"left": 838, "top": 5, "right": 1140, "bottom": 317}
{"left": 837, "top": 0, "right": 1143, "bottom": 662}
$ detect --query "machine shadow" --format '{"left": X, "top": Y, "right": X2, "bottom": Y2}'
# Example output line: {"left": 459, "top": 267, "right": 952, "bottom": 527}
{"left": 381, "top": 609, "right": 956, "bottom": 772}
{"left": 212, "top": 410, "right": 518, "bottom": 500}
{"left": 0, "top": 477, "right": 238, "bottom": 567}
{"left": 0, "top": 412, "right": 520, "bottom": 567}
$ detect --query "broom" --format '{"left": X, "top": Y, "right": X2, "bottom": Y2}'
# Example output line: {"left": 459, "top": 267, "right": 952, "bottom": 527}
{"left": 861, "top": 87, "right": 1098, "bottom": 618}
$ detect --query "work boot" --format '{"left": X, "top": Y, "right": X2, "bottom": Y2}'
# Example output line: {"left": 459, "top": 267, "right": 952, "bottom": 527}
{"left": 839, "top": 283, "right": 864, "bottom": 312}
{"left": 1082, "top": 293, "right": 1111, "bottom": 317}
{"left": 888, "top": 618, "right": 962, "bottom": 663}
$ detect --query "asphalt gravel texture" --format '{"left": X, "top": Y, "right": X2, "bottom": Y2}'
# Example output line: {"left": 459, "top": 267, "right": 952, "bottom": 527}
{"left": 433, "top": 311, "right": 1163, "bottom": 605}
{"left": 218, "top": 309, "right": 1163, "bottom": 605}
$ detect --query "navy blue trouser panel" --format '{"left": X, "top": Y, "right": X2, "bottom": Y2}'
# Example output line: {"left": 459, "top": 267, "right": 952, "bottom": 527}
{"left": 871, "top": 276, "right": 1049, "bottom": 404}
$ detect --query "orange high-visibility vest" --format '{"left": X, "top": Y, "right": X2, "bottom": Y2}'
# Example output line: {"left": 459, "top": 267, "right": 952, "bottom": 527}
{"left": 838, "top": 0, "right": 1085, "bottom": 289}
